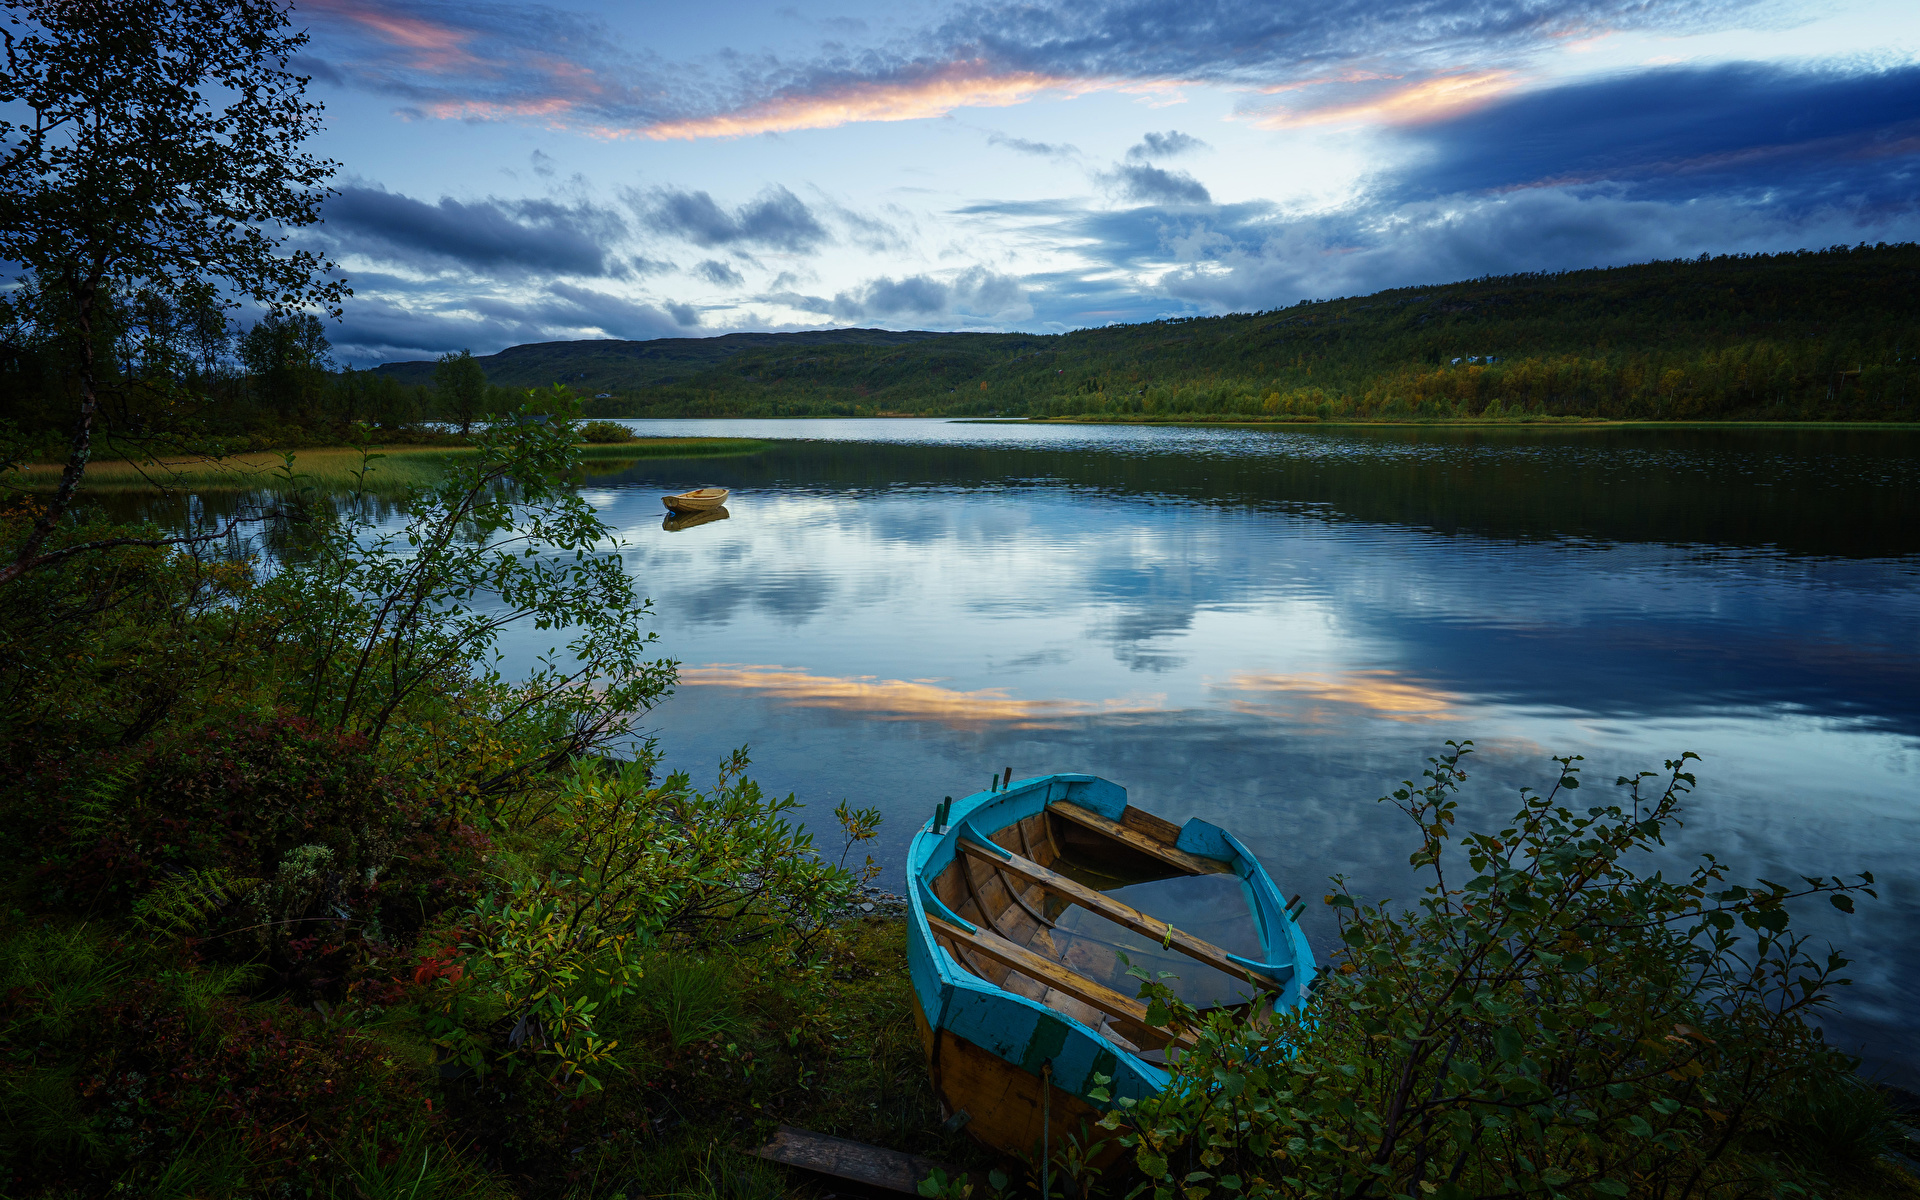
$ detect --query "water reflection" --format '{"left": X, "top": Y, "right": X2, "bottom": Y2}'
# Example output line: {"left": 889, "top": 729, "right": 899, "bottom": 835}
{"left": 580, "top": 420, "right": 1919, "bottom": 1085}
{"left": 107, "top": 419, "right": 1920, "bottom": 1085}
{"left": 662, "top": 506, "right": 730, "bottom": 532}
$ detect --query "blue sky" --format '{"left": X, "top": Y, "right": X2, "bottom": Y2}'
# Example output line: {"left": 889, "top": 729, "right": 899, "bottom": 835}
{"left": 289, "top": 0, "right": 1920, "bottom": 364}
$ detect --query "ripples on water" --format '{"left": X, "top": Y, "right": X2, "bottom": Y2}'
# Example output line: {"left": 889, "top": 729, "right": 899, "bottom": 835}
{"left": 134, "top": 419, "right": 1920, "bottom": 1083}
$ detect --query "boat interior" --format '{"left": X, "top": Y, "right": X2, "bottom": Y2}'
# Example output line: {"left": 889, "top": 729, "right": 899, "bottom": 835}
{"left": 925, "top": 800, "right": 1284, "bottom": 1063}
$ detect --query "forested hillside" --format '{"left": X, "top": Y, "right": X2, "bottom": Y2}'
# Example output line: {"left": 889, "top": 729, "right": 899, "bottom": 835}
{"left": 380, "top": 243, "right": 1920, "bottom": 422}
{"left": 9, "top": 245, "right": 1915, "bottom": 459}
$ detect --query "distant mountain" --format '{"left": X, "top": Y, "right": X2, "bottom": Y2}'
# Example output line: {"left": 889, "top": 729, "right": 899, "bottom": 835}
{"left": 373, "top": 328, "right": 960, "bottom": 392}
{"left": 375, "top": 245, "right": 1920, "bottom": 422}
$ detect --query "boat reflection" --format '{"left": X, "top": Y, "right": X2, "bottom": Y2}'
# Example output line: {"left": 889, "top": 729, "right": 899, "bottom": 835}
{"left": 661, "top": 505, "right": 731, "bottom": 532}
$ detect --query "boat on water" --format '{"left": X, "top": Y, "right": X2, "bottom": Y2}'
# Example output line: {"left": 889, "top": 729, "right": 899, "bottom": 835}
{"left": 906, "top": 772, "right": 1315, "bottom": 1163}
{"left": 662, "top": 487, "right": 729, "bottom": 514}
{"left": 661, "top": 506, "right": 730, "bottom": 532}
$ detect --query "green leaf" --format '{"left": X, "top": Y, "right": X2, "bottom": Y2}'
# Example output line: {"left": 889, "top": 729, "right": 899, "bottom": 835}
{"left": 1493, "top": 1025, "right": 1523, "bottom": 1062}
{"left": 1592, "top": 1180, "right": 1628, "bottom": 1196}
{"left": 1830, "top": 893, "right": 1855, "bottom": 913}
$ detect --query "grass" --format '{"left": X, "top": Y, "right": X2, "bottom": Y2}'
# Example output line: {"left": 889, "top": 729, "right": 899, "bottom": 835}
{"left": 12, "top": 438, "right": 770, "bottom": 494}
{"left": 593, "top": 917, "right": 995, "bottom": 1197}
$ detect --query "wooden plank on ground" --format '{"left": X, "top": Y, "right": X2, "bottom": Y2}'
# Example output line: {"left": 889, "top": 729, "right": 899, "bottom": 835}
{"left": 929, "top": 915, "right": 1194, "bottom": 1052}
{"left": 958, "top": 838, "right": 1281, "bottom": 992}
{"left": 1049, "top": 801, "right": 1233, "bottom": 875}
{"left": 753, "top": 1125, "right": 955, "bottom": 1194}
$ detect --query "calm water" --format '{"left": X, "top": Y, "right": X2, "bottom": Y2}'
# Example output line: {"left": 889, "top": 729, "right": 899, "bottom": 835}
{"left": 569, "top": 420, "right": 1920, "bottom": 1084}
{"left": 147, "top": 419, "right": 1920, "bottom": 1082}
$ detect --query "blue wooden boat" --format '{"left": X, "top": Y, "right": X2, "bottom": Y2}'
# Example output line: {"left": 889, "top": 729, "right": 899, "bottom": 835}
{"left": 905, "top": 772, "right": 1316, "bottom": 1163}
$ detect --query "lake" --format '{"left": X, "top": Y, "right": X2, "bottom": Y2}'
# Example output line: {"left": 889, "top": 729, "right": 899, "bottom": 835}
{"left": 144, "top": 418, "right": 1918, "bottom": 1084}
{"left": 557, "top": 419, "right": 1920, "bottom": 1085}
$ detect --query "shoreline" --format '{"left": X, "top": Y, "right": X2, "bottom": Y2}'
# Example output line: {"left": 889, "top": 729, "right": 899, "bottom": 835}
{"left": 11, "top": 437, "right": 770, "bottom": 492}
{"left": 584, "top": 414, "right": 1920, "bottom": 429}
{"left": 962, "top": 416, "right": 1920, "bottom": 429}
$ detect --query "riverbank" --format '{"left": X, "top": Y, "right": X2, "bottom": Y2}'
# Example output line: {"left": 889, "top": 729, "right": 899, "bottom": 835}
{"left": 984, "top": 414, "right": 1920, "bottom": 429}
{"left": 15, "top": 437, "right": 769, "bottom": 492}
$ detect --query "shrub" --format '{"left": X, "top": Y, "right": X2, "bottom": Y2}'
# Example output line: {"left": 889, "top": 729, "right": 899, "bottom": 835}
{"left": 579, "top": 419, "right": 635, "bottom": 443}
{"left": 24, "top": 714, "right": 497, "bottom": 1007}
{"left": 1105, "top": 744, "right": 1877, "bottom": 1200}
{"left": 1775, "top": 1074, "right": 1907, "bottom": 1173}
{"left": 0, "top": 925, "right": 445, "bottom": 1196}
{"left": 38, "top": 715, "right": 409, "bottom": 913}
{"left": 420, "top": 750, "right": 880, "bottom": 1094}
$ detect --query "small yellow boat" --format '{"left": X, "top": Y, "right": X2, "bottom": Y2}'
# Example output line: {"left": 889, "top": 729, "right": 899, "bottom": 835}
{"left": 662, "top": 487, "right": 729, "bottom": 514}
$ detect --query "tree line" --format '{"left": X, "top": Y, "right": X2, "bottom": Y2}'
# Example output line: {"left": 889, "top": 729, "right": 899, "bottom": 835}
{"left": 0, "top": 286, "right": 530, "bottom": 460}
{"left": 562, "top": 244, "right": 1920, "bottom": 423}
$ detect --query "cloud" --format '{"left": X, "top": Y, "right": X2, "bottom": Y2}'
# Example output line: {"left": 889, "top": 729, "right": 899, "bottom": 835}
{"left": 639, "top": 185, "right": 830, "bottom": 251}
{"left": 932, "top": 60, "right": 1920, "bottom": 323}
{"left": 694, "top": 258, "right": 746, "bottom": 286}
{"left": 638, "top": 62, "right": 1093, "bottom": 140}
{"left": 821, "top": 200, "right": 913, "bottom": 253}
{"left": 988, "top": 131, "right": 1080, "bottom": 158}
{"left": 1126, "top": 130, "right": 1208, "bottom": 160}
{"left": 302, "top": 0, "right": 1770, "bottom": 141}
{"left": 666, "top": 301, "right": 701, "bottom": 327}
{"left": 329, "top": 280, "right": 690, "bottom": 365}
{"left": 1100, "top": 162, "right": 1212, "bottom": 205}
{"left": 300, "top": 0, "right": 643, "bottom": 126}
{"left": 529, "top": 149, "right": 556, "bottom": 177}
{"left": 1251, "top": 70, "right": 1520, "bottom": 129}
{"left": 768, "top": 265, "right": 1033, "bottom": 322}
{"left": 1391, "top": 61, "right": 1920, "bottom": 210}
{"left": 322, "top": 185, "right": 628, "bottom": 275}
{"left": 677, "top": 664, "right": 1167, "bottom": 729}
{"left": 1212, "top": 671, "right": 1464, "bottom": 723}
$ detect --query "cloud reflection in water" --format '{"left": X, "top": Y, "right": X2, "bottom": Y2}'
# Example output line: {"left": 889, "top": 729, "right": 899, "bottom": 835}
{"left": 676, "top": 664, "right": 1168, "bottom": 728}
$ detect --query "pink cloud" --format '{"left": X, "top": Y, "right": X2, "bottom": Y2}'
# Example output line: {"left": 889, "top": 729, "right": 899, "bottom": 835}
{"left": 1250, "top": 70, "right": 1522, "bottom": 129}
{"left": 302, "top": 0, "right": 487, "bottom": 74}
{"left": 629, "top": 63, "right": 1106, "bottom": 141}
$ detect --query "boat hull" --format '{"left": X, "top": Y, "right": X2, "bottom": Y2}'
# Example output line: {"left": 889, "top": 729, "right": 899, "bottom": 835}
{"left": 911, "top": 997, "right": 1122, "bottom": 1167}
{"left": 904, "top": 773, "right": 1315, "bottom": 1166}
{"left": 662, "top": 489, "right": 729, "bottom": 513}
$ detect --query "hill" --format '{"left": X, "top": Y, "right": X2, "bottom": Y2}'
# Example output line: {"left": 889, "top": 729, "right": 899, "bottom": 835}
{"left": 372, "top": 327, "right": 959, "bottom": 392}
{"left": 375, "top": 244, "right": 1920, "bottom": 422}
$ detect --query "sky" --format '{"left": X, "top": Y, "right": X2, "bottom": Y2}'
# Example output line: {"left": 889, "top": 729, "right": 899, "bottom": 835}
{"left": 286, "top": 0, "right": 1920, "bottom": 365}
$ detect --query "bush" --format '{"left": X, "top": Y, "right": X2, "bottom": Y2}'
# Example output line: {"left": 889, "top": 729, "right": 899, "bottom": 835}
{"left": 0, "top": 924, "right": 449, "bottom": 1196}
{"left": 419, "top": 750, "right": 881, "bottom": 1094}
{"left": 41, "top": 716, "right": 408, "bottom": 907}
{"left": 21, "top": 714, "right": 498, "bottom": 1008}
{"left": 578, "top": 419, "right": 635, "bottom": 443}
{"left": 1104, "top": 744, "right": 1878, "bottom": 1200}
{"left": 1776, "top": 1074, "right": 1908, "bottom": 1173}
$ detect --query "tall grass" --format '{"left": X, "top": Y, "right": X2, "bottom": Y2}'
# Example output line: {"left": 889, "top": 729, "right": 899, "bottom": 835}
{"left": 631, "top": 953, "right": 745, "bottom": 1050}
